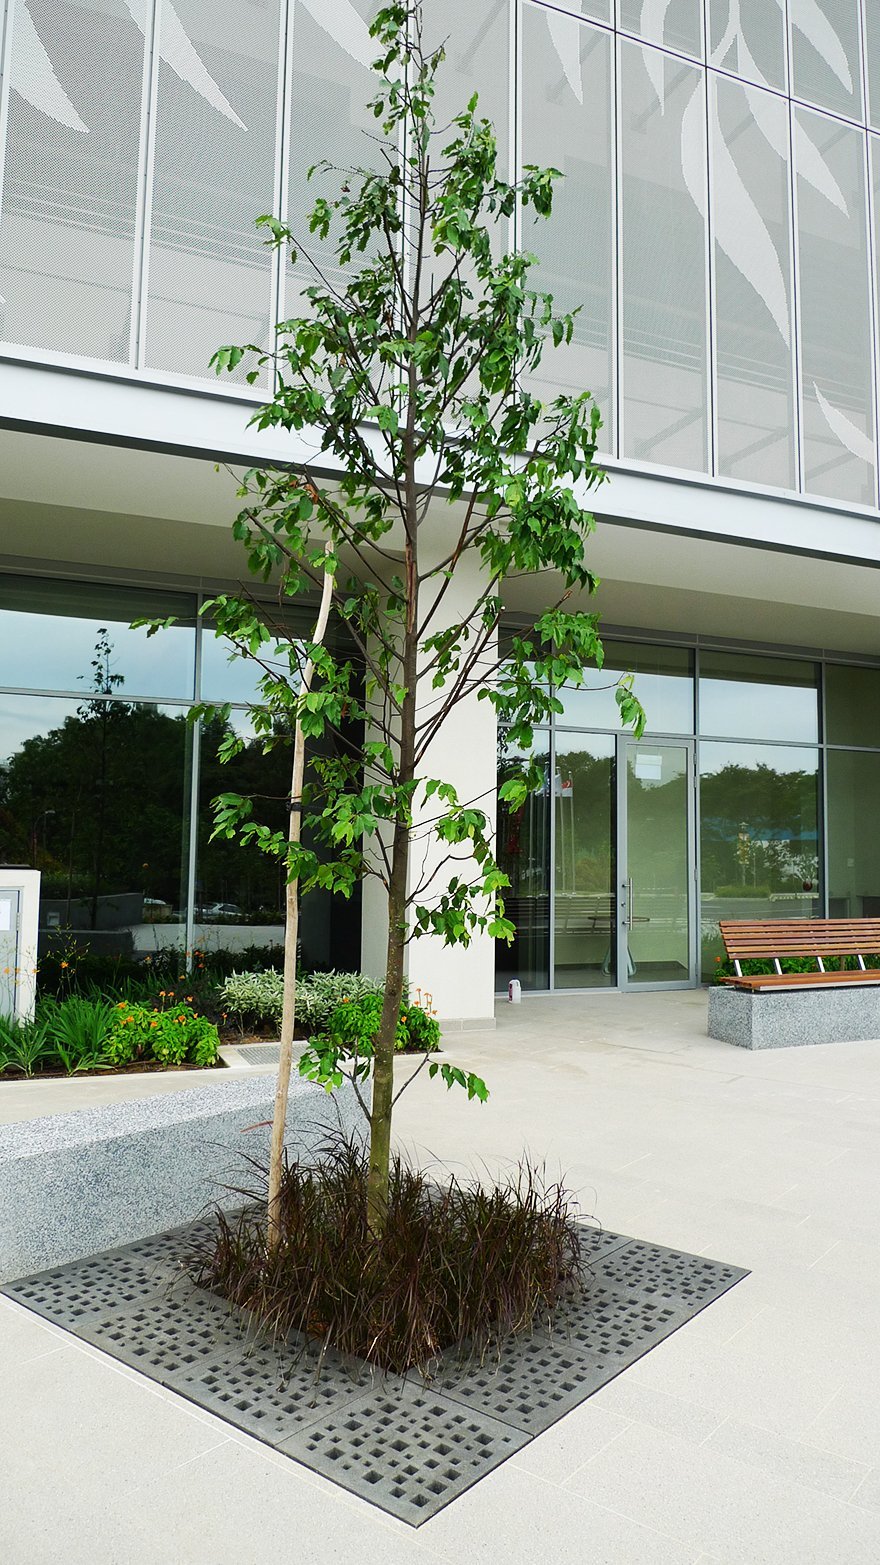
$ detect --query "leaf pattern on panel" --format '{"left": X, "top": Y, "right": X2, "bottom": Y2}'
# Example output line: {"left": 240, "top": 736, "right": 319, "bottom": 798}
{"left": 545, "top": 10, "right": 584, "bottom": 104}
{"left": 300, "top": 0, "right": 375, "bottom": 69}
{"left": 791, "top": 0, "right": 853, "bottom": 93}
{"left": 813, "top": 383, "right": 875, "bottom": 464}
{"left": 11, "top": 1, "right": 88, "bottom": 131}
{"left": 710, "top": 0, "right": 785, "bottom": 87}
{"left": 711, "top": 84, "right": 790, "bottom": 344}
{"left": 680, "top": 78, "right": 706, "bottom": 217}
{"left": 641, "top": 0, "right": 671, "bottom": 110}
{"left": 793, "top": 117, "right": 847, "bottom": 214}
{"left": 122, "top": 0, "right": 247, "bottom": 128}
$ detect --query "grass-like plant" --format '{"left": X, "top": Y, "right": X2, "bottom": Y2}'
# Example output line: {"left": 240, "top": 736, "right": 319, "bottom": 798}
{"left": 188, "top": 1138, "right": 583, "bottom": 1374}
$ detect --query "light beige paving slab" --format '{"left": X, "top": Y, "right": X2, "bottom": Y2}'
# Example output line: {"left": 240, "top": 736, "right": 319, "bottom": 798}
{"left": 5, "top": 989, "right": 880, "bottom": 1560}
{"left": 421, "top": 1463, "right": 701, "bottom": 1564}
{"left": 567, "top": 1422, "right": 880, "bottom": 1563}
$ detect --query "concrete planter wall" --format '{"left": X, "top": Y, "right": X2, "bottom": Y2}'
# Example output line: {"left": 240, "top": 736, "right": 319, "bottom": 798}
{"left": 0, "top": 1074, "right": 364, "bottom": 1282}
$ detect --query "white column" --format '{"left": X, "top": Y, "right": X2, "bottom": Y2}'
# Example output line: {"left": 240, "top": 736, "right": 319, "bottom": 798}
{"left": 360, "top": 534, "right": 498, "bottom": 1029}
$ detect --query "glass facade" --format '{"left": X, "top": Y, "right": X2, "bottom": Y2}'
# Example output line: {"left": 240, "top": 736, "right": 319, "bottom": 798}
{"left": 0, "top": 573, "right": 360, "bottom": 971}
{"left": 3, "top": 2, "right": 880, "bottom": 508}
{"left": 495, "top": 635, "right": 880, "bottom": 992}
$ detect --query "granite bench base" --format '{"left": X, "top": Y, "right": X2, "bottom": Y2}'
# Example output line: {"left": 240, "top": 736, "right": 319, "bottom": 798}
{"left": 708, "top": 982, "right": 880, "bottom": 1050}
{"left": 0, "top": 1074, "right": 363, "bottom": 1283}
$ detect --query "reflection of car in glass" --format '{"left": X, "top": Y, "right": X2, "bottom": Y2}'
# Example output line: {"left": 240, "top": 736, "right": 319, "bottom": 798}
{"left": 197, "top": 902, "right": 242, "bottom": 920}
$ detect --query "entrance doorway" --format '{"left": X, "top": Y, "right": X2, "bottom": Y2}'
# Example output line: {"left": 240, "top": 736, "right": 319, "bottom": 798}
{"left": 617, "top": 738, "right": 696, "bottom": 990}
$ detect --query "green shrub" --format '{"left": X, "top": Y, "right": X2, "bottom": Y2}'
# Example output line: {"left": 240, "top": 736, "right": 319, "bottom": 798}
{"left": 328, "top": 993, "right": 440, "bottom": 1054}
{"left": 107, "top": 1001, "right": 220, "bottom": 1068}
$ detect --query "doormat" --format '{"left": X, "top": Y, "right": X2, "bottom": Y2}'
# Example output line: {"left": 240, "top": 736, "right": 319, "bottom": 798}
{"left": 3, "top": 1222, "right": 747, "bottom": 1527}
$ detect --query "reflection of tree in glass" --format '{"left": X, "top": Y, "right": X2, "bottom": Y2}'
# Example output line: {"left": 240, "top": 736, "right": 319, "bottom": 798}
{"left": 0, "top": 633, "right": 188, "bottom": 929}
{"left": 700, "top": 763, "right": 818, "bottom": 893}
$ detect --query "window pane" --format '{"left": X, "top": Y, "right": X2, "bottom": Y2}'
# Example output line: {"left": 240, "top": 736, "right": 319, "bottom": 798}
{"left": 796, "top": 109, "right": 874, "bottom": 506}
{"left": 0, "top": 693, "right": 190, "bottom": 960}
{"left": 824, "top": 663, "right": 880, "bottom": 748}
{"left": 827, "top": 750, "right": 880, "bottom": 917}
{"left": 699, "top": 740, "right": 821, "bottom": 976}
{"left": 144, "top": 0, "right": 280, "bottom": 381}
{"left": 620, "top": 40, "right": 709, "bottom": 472}
{"left": 699, "top": 650, "right": 818, "bottom": 742}
{"left": 619, "top": 0, "right": 704, "bottom": 59}
{"left": 0, "top": 0, "right": 144, "bottom": 363}
{"left": 558, "top": 642, "right": 693, "bottom": 734}
{"left": 521, "top": 8, "right": 614, "bottom": 447}
{"left": 0, "top": 576, "right": 196, "bottom": 700}
{"left": 554, "top": 733, "right": 615, "bottom": 988}
{"left": 712, "top": 77, "right": 795, "bottom": 490}
{"left": 790, "top": 0, "right": 862, "bottom": 119}
{"left": 708, "top": 0, "right": 786, "bottom": 91}
{"left": 495, "top": 735, "right": 550, "bottom": 991}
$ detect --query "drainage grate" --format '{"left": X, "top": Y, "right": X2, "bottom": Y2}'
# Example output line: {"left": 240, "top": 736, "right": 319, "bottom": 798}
{"left": 236, "top": 1045, "right": 281, "bottom": 1065}
{"left": 2, "top": 1223, "right": 747, "bottom": 1526}
{"left": 280, "top": 1382, "right": 529, "bottom": 1525}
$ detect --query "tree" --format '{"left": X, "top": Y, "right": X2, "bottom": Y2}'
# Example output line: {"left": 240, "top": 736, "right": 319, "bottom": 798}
{"left": 177, "top": 1, "right": 645, "bottom": 1241}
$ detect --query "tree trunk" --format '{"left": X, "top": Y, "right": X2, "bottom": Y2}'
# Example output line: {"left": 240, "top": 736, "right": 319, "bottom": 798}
{"left": 266, "top": 551, "right": 335, "bottom": 1257}
{"left": 366, "top": 816, "right": 410, "bottom": 1235}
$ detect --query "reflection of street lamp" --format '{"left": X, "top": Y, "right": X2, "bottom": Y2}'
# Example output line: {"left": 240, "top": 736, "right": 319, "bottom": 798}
{"left": 30, "top": 808, "right": 55, "bottom": 863}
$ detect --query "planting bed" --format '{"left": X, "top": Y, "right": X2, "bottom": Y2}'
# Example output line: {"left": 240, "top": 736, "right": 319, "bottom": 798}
{"left": 3, "top": 1218, "right": 747, "bottom": 1526}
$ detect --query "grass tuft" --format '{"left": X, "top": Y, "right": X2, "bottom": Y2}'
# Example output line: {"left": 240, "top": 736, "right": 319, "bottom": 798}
{"left": 188, "top": 1137, "right": 585, "bottom": 1374}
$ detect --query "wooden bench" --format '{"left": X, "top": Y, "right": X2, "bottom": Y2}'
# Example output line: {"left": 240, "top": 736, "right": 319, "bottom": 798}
{"left": 719, "top": 919, "right": 880, "bottom": 991}
{"left": 709, "top": 918, "right": 880, "bottom": 1049}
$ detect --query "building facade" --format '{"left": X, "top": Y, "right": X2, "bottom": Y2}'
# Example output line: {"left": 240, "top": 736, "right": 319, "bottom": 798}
{"left": 1, "top": 0, "right": 880, "bottom": 1023}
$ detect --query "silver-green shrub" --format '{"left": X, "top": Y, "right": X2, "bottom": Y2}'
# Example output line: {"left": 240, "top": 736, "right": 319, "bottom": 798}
{"left": 220, "top": 969, "right": 388, "bottom": 1036}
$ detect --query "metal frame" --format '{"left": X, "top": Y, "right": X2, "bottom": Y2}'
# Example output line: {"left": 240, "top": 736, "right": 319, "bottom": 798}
{"left": 616, "top": 733, "right": 697, "bottom": 993}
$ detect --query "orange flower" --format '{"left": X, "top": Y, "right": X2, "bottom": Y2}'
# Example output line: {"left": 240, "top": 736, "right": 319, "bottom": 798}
{"left": 177, "top": 1015, "right": 186, "bottom": 1024}
{"left": 60, "top": 960, "right": 68, "bottom": 969}
{"left": 159, "top": 990, "right": 166, "bottom": 998}
{"left": 150, "top": 1019, "right": 158, "bottom": 1029}
{"left": 185, "top": 995, "right": 193, "bottom": 1003}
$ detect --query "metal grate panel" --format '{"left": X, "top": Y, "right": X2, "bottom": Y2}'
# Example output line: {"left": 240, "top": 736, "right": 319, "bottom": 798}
{"left": 171, "top": 1339, "right": 370, "bottom": 1441}
{"left": 2, "top": 1222, "right": 747, "bottom": 1526}
{"left": 280, "top": 1383, "right": 529, "bottom": 1525}
{"left": 236, "top": 1044, "right": 282, "bottom": 1065}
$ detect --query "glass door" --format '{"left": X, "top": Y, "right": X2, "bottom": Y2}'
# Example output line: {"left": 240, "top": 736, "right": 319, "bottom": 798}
{"left": 617, "top": 738, "right": 695, "bottom": 989}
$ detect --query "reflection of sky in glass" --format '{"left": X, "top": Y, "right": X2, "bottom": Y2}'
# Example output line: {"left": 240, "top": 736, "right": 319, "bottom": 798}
{"left": 199, "top": 631, "right": 300, "bottom": 707}
{"left": 0, "top": 610, "right": 195, "bottom": 700}
{"left": 557, "top": 663, "right": 693, "bottom": 734}
{"left": 699, "top": 741, "right": 819, "bottom": 778}
{"left": 0, "top": 693, "right": 190, "bottom": 764}
{"left": 699, "top": 655, "right": 818, "bottom": 743}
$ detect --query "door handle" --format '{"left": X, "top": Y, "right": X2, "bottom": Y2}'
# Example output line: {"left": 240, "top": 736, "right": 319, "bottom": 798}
{"left": 627, "top": 877, "right": 634, "bottom": 930}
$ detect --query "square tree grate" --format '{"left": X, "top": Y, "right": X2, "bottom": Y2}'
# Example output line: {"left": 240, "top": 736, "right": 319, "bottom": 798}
{"left": 2, "top": 1221, "right": 746, "bottom": 1527}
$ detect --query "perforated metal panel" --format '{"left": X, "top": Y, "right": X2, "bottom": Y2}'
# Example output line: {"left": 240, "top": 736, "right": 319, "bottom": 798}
{"left": 0, "top": 0, "right": 145, "bottom": 362}
{"left": 281, "top": 1383, "right": 530, "bottom": 1524}
{"left": 143, "top": 0, "right": 281, "bottom": 381}
{"left": 796, "top": 106, "right": 874, "bottom": 505}
{"left": 708, "top": 0, "right": 786, "bottom": 91}
{"left": 284, "top": 0, "right": 381, "bottom": 321}
{"left": 236, "top": 1043, "right": 282, "bottom": 1064}
{"left": 711, "top": 75, "right": 795, "bottom": 489}
{"left": 618, "top": 0, "right": 704, "bottom": 61}
{"left": 521, "top": 5, "right": 614, "bottom": 448}
{"left": 790, "top": 0, "right": 862, "bottom": 120}
{"left": 619, "top": 37, "right": 709, "bottom": 473}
